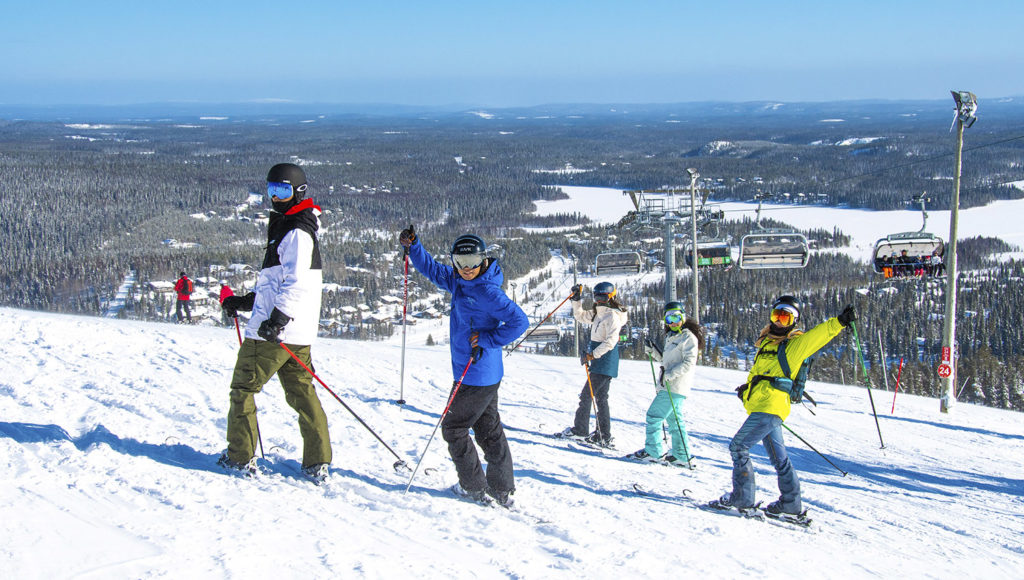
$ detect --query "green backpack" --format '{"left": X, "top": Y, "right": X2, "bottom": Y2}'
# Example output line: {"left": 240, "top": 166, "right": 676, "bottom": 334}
{"left": 775, "top": 340, "right": 816, "bottom": 405}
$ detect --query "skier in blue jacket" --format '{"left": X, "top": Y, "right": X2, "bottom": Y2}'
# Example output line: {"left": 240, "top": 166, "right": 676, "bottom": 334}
{"left": 400, "top": 225, "right": 529, "bottom": 507}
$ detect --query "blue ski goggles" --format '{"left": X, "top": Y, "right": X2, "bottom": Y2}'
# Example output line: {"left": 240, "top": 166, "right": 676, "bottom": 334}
{"left": 664, "top": 311, "right": 684, "bottom": 325}
{"left": 267, "top": 181, "right": 306, "bottom": 200}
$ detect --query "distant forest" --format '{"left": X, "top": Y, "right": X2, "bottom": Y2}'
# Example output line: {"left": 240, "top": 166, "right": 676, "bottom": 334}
{"left": 2, "top": 100, "right": 1024, "bottom": 411}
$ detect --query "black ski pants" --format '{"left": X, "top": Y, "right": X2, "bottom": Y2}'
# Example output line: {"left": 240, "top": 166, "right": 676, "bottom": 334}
{"left": 441, "top": 382, "right": 514, "bottom": 494}
{"left": 574, "top": 373, "right": 612, "bottom": 442}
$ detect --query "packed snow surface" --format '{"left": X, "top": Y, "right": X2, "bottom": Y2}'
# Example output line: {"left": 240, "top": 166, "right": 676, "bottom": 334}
{"left": 2, "top": 308, "right": 1023, "bottom": 578}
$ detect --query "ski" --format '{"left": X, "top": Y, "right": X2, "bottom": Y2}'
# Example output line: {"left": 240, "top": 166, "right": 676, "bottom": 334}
{"left": 630, "top": 484, "right": 812, "bottom": 529}
{"left": 622, "top": 452, "right": 695, "bottom": 470}
{"left": 448, "top": 485, "right": 554, "bottom": 525}
{"left": 762, "top": 508, "right": 813, "bottom": 528}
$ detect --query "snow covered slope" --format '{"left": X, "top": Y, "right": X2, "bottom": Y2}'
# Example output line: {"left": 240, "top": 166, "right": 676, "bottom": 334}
{"left": 1, "top": 308, "right": 1022, "bottom": 578}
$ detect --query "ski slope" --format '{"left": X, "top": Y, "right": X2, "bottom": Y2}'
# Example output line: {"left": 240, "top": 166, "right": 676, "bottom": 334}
{"left": 2, "top": 308, "right": 1022, "bottom": 578}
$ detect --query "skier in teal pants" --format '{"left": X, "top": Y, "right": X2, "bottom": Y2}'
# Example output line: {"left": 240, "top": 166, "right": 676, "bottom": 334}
{"left": 629, "top": 301, "right": 705, "bottom": 469}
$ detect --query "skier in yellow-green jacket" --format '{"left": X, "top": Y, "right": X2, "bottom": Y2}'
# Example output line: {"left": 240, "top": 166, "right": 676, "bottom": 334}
{"left": 709, "top": 295, "right": 856, "bottom": 522}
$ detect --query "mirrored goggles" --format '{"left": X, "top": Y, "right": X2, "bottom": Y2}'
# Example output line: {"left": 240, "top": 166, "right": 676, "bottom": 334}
{"left": 664, "top": 311, "right": 684, "bottom": 325}
{"left": 770, "top": 307, "right": 796, "bottom": 326}
{"left": 452, "top": 252, "right": 486, "bottom": 270}
{"left": 267, "top": 181, "right": 294, "bottom": 200}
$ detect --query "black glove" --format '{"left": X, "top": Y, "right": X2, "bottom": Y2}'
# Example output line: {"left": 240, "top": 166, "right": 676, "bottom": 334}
{"left": 399, "top": 224, "right": 417, "bottom": 247}
{"left": 569, "top": 284, "right": 583, "bottom": 301}
{"left": 221, "top": 292, "right": 255, "bottom": 318}
{"left": 471, "top": 345, "right": 483, "bottom": 363}
{"left": 257, "top": 307, "right": 291, "bottom": 343}
{"left": 736, "top": 384, "right": 748, "bottom": 401}
{"left": 837, "top": 305, "right": 856, "bottom": 327}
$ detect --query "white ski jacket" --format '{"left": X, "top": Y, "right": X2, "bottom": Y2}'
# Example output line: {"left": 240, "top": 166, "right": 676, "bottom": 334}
{"left": 572, "top": 301, "right": 628, "bottom": 360}
{"left": 649, "top": 329, "right": 699, "bottom": 397}
{"left": 245, "top": 207, "right": 323, "bottom": 346}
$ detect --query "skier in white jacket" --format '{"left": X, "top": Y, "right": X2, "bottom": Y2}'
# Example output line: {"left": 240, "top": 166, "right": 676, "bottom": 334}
{"left": 559, "top": 281, "right": 628, "bottom": 447}
{"left": 630, "top": 301, "right": 704, "bottom": 469}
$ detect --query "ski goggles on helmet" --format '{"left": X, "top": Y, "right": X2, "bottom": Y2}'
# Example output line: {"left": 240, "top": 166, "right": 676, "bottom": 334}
{"left": 451, "top": 252, "right": 486, "bottom": 270}
{"left": 770, "top": 305, "right": 798, "bottom": 326}
{"left": 664, "top": 311, "right": 684, "bottom": 325}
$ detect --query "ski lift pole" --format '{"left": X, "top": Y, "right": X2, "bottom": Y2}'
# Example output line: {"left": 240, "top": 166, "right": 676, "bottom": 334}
{"left": 398, "top": 248, "right": 409, "bottom": 405}
{"left": 277, "top": 342, "right": 409, "bottom": 470}
{"left": 851, "top": 322, "right": 886, "bottom": 449}
{"left": 507, "top": 294, "right": 572, "bottom": 356}
{"left": 782, "top": 423, "right": 847, "bottom": 476}
{"left": 405, "top": 358, "right": 473, "bottom": 493}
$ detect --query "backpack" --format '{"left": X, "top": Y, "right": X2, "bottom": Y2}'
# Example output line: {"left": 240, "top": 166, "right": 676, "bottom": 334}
{"left": 181, "top": 278, "right": 193, "bottom": 295}
{"left": 776, "top": 339, "right": 816, "bottom": 405}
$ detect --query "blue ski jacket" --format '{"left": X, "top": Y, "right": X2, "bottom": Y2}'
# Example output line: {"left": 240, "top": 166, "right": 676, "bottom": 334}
{"left": 408, "top": 240, "right": 529, "bottom": 386}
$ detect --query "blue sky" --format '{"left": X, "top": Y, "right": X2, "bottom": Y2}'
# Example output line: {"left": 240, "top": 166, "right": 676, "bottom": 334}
{"left": 3, "top": 0, "right": 1022, "bottom": 106}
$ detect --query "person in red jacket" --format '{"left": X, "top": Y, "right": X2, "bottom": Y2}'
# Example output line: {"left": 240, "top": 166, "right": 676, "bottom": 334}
{"left": 218, "top": 281, "right": 235, "bottom": 326}
{"left": 173, "top": 271, "right": 194, "bottom": 324}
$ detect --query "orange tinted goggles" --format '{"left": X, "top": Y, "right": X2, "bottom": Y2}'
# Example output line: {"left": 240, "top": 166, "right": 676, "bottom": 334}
{"left": 770, "top": 308, "right": 796, "bottom": 326}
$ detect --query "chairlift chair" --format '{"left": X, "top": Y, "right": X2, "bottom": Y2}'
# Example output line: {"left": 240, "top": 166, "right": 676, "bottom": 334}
{"left": 684, "top": 237, "right": 734, "bottom": 268}
{"left": 594, "top": 250, "right": 642, "bottom": 275}
{"left": 871, "top": 193, "right": 945, "bottom": 276}
{"left": 737, "top": 194, "right": 810, "bottom": 270}
{"left": 521, "top": 324, "right": 561, "bottom": 345}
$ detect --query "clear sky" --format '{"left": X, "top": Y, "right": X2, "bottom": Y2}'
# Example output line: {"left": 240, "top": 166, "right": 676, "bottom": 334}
{"left": 3, "top": 0, "right": 1022, "bottom": 106}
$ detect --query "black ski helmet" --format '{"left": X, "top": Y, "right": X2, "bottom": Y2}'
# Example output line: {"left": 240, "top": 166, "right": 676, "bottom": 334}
{"left": 771, "top": 295, "right": 801, "bottom": 326}
{"left": 593, "top": 281, "right": 616, "bottom": 303}
{"left": 664, "top": 301, "right": 685, "bottom": 316}
{"left": 266, "top": 163, "right": 308, "bottom": 211}
{"left": 451, "top": 234, "right": 487, "bottom": 256}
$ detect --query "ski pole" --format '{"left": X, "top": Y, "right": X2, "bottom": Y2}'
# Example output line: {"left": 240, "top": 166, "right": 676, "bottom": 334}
{"left": 851, "top": 322, "right": 886, "bottom": 449}
{"left": 782, "top": 422, "right": 847, "bottom": 477}
{"left": 277, "top": 342, "right": 409, "bottom": 470}
{"left": 234, "top": 316, "right": 264, "bottom": 459}
{"left": 891, "top": 357, "right": 904, "bottom": 414}
{"left": 405, "top": 357, "right": 474, "bottom": 493}
{"left": 582, "top": 359, "right": 604, "bottom": 443}
{"left": 507, "top": 294, "right": 573, "bottom": 356}
{"left": 666, "top": 387, "right": 693, "bottom": 467}
{"left": 398, "top": 248, "right": 409, "bottom": 405}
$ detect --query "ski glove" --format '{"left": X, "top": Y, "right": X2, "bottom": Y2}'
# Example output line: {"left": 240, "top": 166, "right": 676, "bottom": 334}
{"left": 837, "top": 305, "right": 857, "bottom": 327}
{"left": 581, "top": 352, "right": 595, "bottom": 365}
{"left": 643, "top": 338, "right": 662, "bottom": 358}
{"left": 221, "top": 292, "right": 255, "bottom": 318}
{"left": 569, "top": 284, "right": 583, "bottom": 301}
{"left": 399, "top": 225, "right": 417, "bottom": 248}
{"left": 257, "top": 307, "right": 291, "bottom": 343}
{"left": 471, "top": 346, "right": 483, "bottom": 363}
{"left": 735, "top": 383, "right": 748, "bottom": 401}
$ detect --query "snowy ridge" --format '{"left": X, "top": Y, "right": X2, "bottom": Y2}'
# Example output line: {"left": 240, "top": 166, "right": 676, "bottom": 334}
{"left": 1, "top": 307, "right": 1023, "bottom": 578}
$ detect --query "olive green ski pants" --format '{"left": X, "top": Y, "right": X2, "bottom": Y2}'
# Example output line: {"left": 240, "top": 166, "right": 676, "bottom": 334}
{"left": 225, "top": 338, "right": 332, "bottom": 468}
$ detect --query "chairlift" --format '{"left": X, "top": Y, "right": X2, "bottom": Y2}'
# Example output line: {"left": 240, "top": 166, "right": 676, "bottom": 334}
{"left": 872, "top": 193, "right": 945, "bottom": 277}
{"left": 521, "top": 324, "right": 561, "bottom": 345}
{"left": 738, "top": 194, "right": 810, "bottom": 270}
{"left": 684, "top": 237, "right": 734, "bottom": 268}
{"left": 594, "top": 250, "right": 642, "bottom": 275}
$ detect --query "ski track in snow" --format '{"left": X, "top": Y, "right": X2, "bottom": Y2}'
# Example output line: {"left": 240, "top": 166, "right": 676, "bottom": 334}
{"left": 2, "top": 307, "right": 1024, "bottom": 579}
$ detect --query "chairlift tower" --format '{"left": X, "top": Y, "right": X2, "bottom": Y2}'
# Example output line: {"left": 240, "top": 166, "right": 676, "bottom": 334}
{"left": 940, "top": 90, "right": 978, "bottom": 414}
{"left": 621, "top": 176, "right": 713, "bottom": 317}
